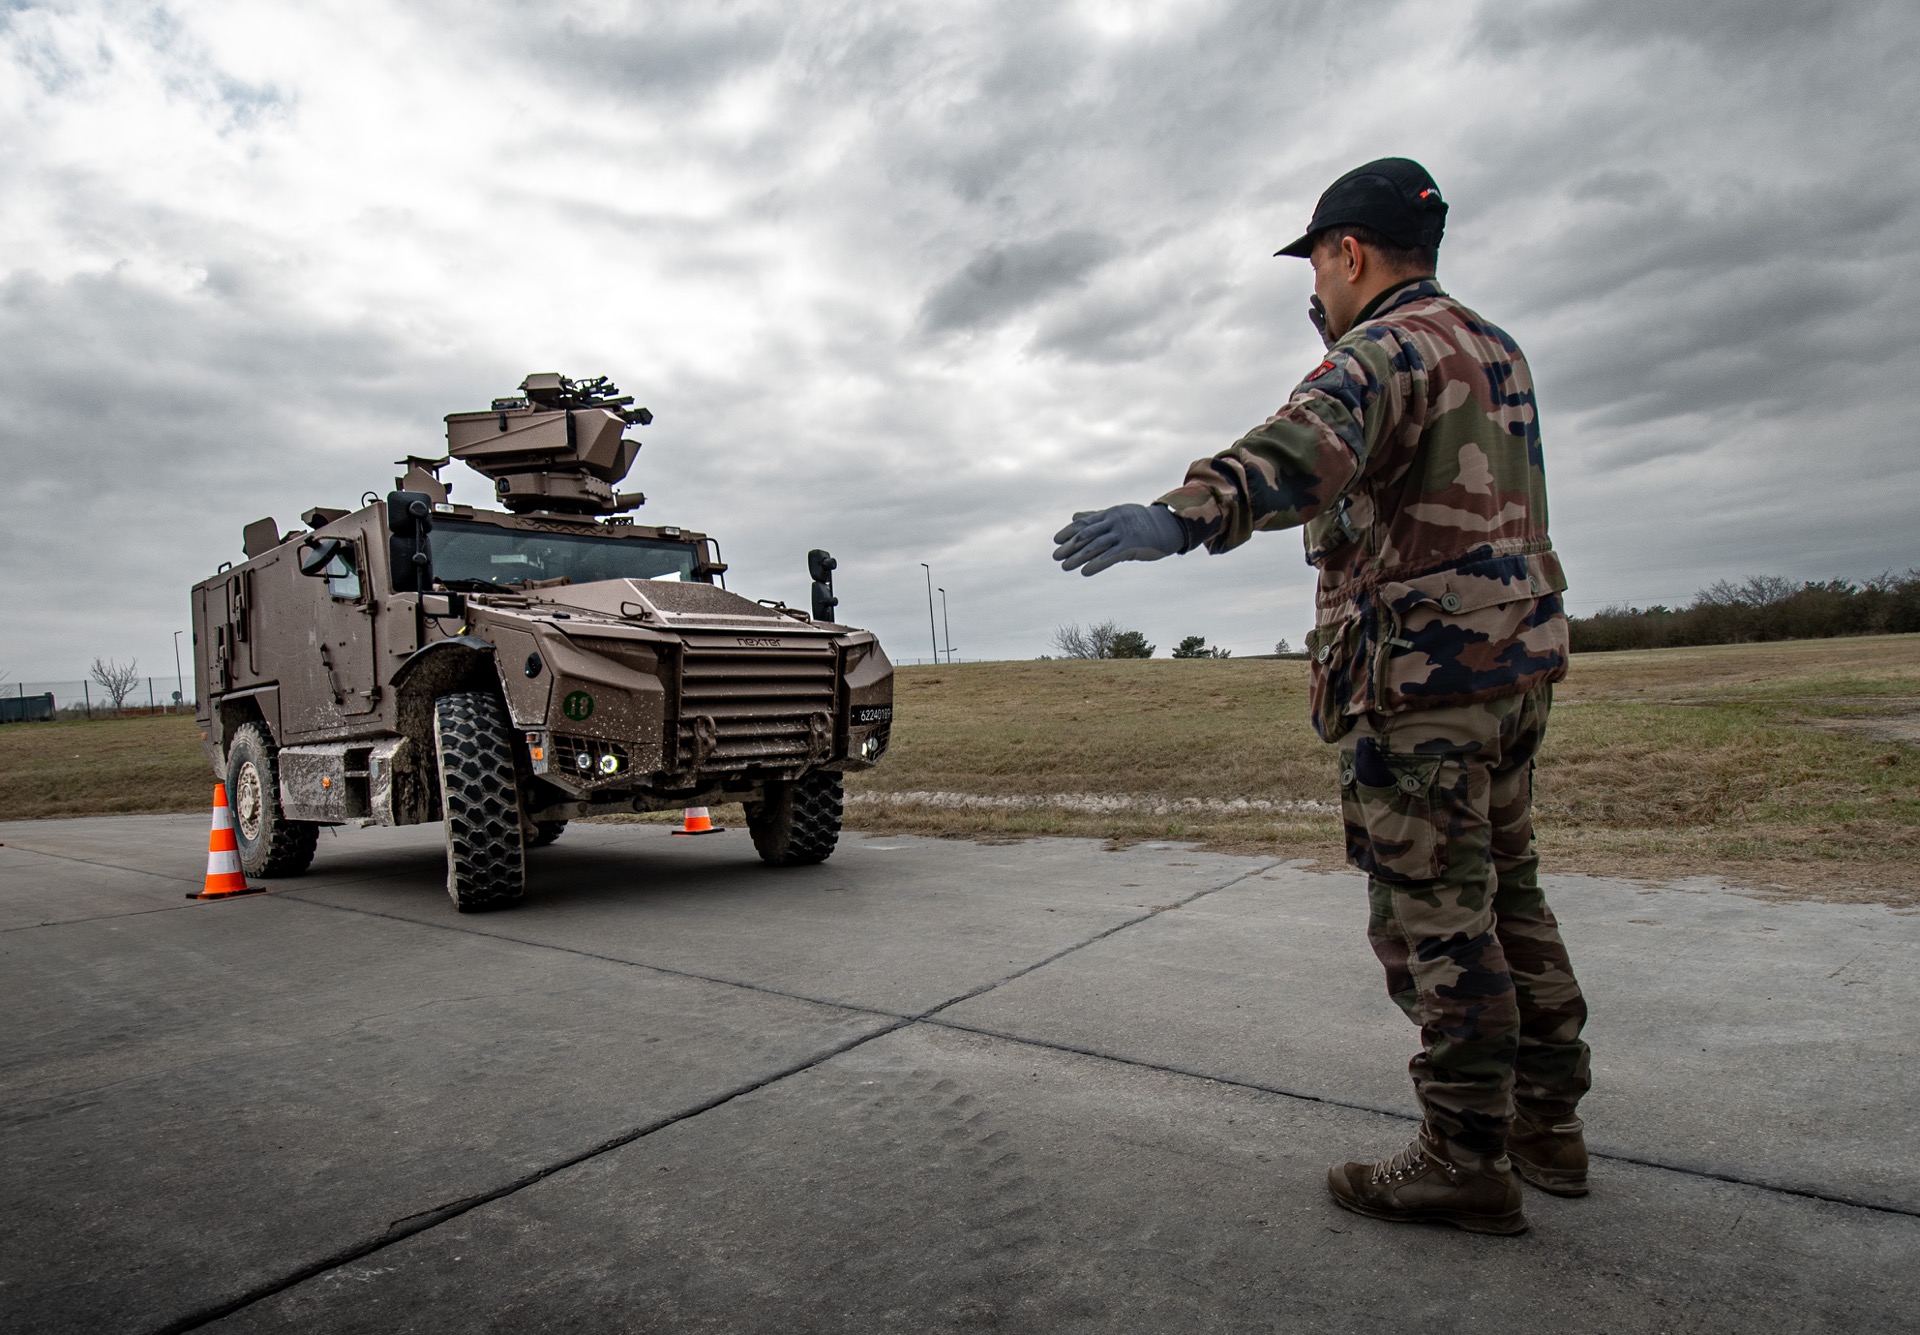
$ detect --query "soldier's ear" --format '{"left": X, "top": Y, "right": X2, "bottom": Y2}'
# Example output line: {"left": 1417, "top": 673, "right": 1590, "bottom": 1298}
{"left": 1341, "top": 234, "right": 1365, "bottom": 282}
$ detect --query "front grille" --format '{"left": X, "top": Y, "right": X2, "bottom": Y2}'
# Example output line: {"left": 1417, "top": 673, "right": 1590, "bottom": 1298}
{"left": 676, "top": 644, "right": 838, "bottom": 768}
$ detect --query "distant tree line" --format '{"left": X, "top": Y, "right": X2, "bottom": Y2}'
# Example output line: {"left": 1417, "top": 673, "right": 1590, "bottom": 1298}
{"left": 1569, "top": 572, "right": 1920, "bottom": 653}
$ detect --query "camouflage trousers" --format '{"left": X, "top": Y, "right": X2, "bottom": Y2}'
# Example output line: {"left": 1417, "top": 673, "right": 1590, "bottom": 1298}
{"left": 1337, "top": 684, "right": 1590, "bottom": 1154}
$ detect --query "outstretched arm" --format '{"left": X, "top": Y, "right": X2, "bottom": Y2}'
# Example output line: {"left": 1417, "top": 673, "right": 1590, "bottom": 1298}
{"left": 1155, "top": 336, "right": 1401, "bottom": 554}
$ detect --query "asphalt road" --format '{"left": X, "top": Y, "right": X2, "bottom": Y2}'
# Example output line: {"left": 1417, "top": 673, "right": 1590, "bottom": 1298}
{"left": 2, "top": 813, "right": 1915, "bottom": 1333}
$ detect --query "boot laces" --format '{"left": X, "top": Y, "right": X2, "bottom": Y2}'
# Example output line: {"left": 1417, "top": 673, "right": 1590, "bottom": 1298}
{"left": 1371, "top": 1136, "right": 1454, "bottom": 1185}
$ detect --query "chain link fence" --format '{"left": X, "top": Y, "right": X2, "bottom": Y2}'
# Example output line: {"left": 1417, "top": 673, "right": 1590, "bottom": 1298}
{"left": 1, "top": 675, "right": 197, "bottom": 723}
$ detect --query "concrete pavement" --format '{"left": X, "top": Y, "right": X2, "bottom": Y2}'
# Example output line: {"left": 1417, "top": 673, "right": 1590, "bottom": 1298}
{"left": 1, "top": 814, "right": 1915, "bottom": 1332}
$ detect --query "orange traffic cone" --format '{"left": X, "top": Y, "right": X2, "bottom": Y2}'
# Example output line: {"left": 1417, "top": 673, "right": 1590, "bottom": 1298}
{"left": 189, "top": 783, "right": 266, "bottom": 900}
{"left": 670, "top": 806, "right": 726, "bottom": 836}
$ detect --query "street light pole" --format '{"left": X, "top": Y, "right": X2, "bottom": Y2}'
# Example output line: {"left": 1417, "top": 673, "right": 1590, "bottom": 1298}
{"left": 919, "top": 563, "right": 939, "bottom": 665}
{"left": 172, "top": 630, "right": 185, "bottom": 713}
{"left": 937, "top": 587, "right": 952, "bottom": 664}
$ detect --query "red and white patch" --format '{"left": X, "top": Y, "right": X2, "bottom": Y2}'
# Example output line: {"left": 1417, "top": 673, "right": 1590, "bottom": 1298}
{"left": 1305, "top": 359, "right": 1337, "bottom": 381}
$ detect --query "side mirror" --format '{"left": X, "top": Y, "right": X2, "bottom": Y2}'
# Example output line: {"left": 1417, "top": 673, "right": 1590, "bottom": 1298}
{"left": 299, "top": 538, "right": 343, "bottom": 577}
{"left": 387, "top": 490, "right": 435, "bottom": 593}
{"left": 807, "top": 548, "right": 838, "bottom": 623}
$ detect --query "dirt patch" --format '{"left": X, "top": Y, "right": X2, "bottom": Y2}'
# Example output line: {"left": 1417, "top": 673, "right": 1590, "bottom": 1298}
{"left": 1799, "top": 707, "right": 1920, "bottom": 747}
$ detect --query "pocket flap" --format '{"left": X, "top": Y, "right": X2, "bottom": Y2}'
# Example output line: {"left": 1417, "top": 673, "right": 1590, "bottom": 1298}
{"left": 1382, "top": 551, "right": 1567, "bottom": 618}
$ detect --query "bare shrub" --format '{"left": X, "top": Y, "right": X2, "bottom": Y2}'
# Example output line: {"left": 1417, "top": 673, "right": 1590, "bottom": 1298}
{"left": 90, "top": 657, "right": 139, "bottom": 711}
{"left": 1052, "top": 620, "right": 1154, "bottom": 659}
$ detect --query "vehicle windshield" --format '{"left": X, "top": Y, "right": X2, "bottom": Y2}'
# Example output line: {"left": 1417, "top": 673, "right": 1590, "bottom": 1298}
{"left": 431, "top": 520, "right": 698, "bottom": 590}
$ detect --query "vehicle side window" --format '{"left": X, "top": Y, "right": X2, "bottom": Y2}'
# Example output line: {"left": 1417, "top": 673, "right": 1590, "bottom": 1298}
{"left": 324, "top": 546, "right": 363, "bottom": 601}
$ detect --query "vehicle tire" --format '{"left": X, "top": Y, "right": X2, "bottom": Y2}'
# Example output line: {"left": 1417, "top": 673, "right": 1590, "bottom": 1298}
{"left": 225, "top": 722, "right": 319, "bottom": 878}
{"left": 432, "top": 691, "right": 526, "bottom": 912}
{"left": 745, "top": 771, "right": 843, "bottom": 867}
{"left": 529, "top": 820, "right": 567, "bottom": 848}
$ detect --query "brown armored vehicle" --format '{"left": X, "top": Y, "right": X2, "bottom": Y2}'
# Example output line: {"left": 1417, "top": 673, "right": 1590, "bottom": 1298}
{"left": 191, "top": 374, "right": 894, "bottom": 910}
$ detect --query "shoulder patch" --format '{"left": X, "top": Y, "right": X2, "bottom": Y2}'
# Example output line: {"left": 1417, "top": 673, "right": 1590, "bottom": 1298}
{"left": 1305, "top": 359, "right": 1337, "bottom": 382}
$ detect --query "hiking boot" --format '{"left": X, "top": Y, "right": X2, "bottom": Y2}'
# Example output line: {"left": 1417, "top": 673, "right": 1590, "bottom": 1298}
{"left": 1508, "top": 1107, "right": 1589, "bottom": 1196}
{"left": 1326, "top": 1128, "right": 1528, "bottom": 1235}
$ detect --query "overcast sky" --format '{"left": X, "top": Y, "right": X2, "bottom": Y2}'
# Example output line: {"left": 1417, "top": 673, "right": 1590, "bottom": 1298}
{"left": 3, "top": 0, "right": 1918, "bottom": 681}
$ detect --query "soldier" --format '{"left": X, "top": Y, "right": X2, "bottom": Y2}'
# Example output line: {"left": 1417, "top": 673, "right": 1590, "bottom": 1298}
{"left": 1052, "top": 158, "right": 1591, "bottom": 1235}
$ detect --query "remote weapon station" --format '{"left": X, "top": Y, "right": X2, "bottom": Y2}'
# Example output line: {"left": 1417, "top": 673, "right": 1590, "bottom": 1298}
{"left": 191, "top": 374, "right": 894, "bottom": 910}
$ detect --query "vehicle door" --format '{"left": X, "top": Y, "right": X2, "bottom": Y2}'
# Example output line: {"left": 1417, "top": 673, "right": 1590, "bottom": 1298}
{"left": 198, "top": 567, "right": 261, "bottom": 695}
{"left": 299, "top": 524, "right": 383, "bottom": 725}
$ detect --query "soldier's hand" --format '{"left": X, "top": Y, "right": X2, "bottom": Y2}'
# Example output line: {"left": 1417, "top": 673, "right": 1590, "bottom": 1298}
{"left": 1052, "top": 503, "right": 1186, "bottom": 577}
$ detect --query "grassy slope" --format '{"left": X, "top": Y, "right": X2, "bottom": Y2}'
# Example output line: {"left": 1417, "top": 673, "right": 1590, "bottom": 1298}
{"left": 5, "top": 637, "right": 1914, "bottom": 901}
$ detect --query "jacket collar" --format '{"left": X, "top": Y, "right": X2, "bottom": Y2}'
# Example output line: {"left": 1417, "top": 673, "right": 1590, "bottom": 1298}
{"left": 1353, "top": 276, "right": 1444, "bottom": 327}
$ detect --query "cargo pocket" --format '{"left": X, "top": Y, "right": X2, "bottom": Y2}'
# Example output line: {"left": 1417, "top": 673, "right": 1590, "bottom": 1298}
{"left": 1306, "top": 616, "right": 1361, "bottom": 743}
{"left": 1377, "top": 552, "right": 1569, "bottom": 711}
{"left": 1338, "top": 735, "right": 1444, "bottom": 883}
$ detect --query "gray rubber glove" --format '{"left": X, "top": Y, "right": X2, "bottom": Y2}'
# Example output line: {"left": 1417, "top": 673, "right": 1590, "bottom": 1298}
{"left": 1052, "top": 503, "right": 1186, "bottom": 576}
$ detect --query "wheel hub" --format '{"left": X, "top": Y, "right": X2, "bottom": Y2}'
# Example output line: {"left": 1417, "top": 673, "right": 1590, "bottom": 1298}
{"left": 234, "top": 763, "right": 265, "bottom": 842}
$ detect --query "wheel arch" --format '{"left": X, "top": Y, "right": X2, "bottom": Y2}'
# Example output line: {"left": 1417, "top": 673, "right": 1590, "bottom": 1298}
{"left": 212, "top": 693, "right": 268, "bottom": 772}
{"left": 391, "top": 636, "right": 505, "bottom": 746}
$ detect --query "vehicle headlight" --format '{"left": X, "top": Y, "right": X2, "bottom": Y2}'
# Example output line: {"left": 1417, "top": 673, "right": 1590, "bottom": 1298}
{"left": 862, "top": 734, "right": 882, "bottom": 760}
{"left": 598, "top": 753, "right": 621, "bottom": 775}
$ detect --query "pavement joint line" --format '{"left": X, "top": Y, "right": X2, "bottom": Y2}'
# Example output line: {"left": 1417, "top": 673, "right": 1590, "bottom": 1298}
{"left": 144, "top": 861, "right": 1283, "bottom": 1329}
{"left": 910, "top": 861, "right": 1286, "bottom": 1021}
{"left": 269, "top": 890, "right": 914, "bottom": 1024}
{"left": 0, "top": 865, "right": 440, "bottom": 937}
{"left": 262, "top": 856, "right": 1281, "bottom": 1031}
{"left": 0, "top": 901, "right": 207, "bottom": 935}
{"left": 920, "top": 1018, "right": 1920, "bottom": 1222}
{"left": 0, "top": 841, "right": 202, "bottom": 886}
{"left": 143, "top": 1014, "right": 915, "bottom": 1335}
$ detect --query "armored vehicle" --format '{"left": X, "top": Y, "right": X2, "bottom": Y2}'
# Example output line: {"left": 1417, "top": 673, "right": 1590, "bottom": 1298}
{"left": 191, "top": 374, "right": 894, "bottom": 911}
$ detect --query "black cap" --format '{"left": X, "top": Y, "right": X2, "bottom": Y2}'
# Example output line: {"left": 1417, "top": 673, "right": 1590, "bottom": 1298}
{"left": 1275, "top": 157, "right": 1448, "bottom": 258}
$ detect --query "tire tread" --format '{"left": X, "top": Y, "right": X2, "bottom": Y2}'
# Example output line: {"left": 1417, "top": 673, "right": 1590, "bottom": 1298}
{"left": 745, "top": 772, "right": 843, "bottom": 867}
{"left": 434, "top": 691, "right": 526, "bottom": 911}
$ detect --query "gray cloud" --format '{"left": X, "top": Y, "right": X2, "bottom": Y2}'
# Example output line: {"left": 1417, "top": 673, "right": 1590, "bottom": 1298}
{"left": 1, "top": 0, "right": 1917, "bottom": 676}
{"left": 916, "top": 230, "right": 1122, "bottom": 335}
{"left": 1484, "top": 0, "right": 1897, "bottom": 51}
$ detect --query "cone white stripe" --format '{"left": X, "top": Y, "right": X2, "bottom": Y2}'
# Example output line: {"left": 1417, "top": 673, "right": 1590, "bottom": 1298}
{"left": 207, "top": 847, "right": 242, "bottom": 876}
{"left": 211, "top": 803, "right": 234, "bottom": 832}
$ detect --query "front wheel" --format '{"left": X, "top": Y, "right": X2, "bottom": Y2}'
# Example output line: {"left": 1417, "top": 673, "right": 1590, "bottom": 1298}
{"left": 744, "top": 771, "right": 843, "bottom": 866}
{"left": 226, "top": 723, "right": 318, "bottom": 878}
{"left": 433, "top": 691, "right": 526, "bottom": 912}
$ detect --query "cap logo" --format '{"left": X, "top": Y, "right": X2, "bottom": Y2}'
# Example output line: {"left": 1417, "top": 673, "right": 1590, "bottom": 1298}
{"left": 1419, "top": 188, "right": 1439, "bottom": 200}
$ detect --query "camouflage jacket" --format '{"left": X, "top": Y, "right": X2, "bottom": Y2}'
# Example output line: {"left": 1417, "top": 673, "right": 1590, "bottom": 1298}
{"left": 1155, "top": 278, "right": 1569, "bottom": 740}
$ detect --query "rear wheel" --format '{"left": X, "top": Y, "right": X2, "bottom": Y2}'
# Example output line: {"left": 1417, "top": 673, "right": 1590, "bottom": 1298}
{"left": 225, "top": 723, "right": 318, "bottom": 878}
{"left": 745, "top": 771, "right": 843, "bottom": 866}
{"left": 529, "top": 820, "right": 568, "bottom": 848}
{"left": 433, "top": 691, "right": 526, "bottom": 912}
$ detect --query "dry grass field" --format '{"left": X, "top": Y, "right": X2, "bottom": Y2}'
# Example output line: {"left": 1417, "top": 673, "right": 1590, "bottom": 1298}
{"left": 847, "top": 635, "right": 1920, "bottom": 905}
{"left": 3, "top": 635, "right": 1914, "bottom": 903}
{"left": 0, "top": 713, "right": 211, "bottom": 820}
